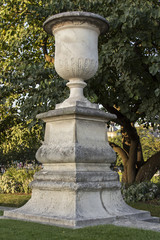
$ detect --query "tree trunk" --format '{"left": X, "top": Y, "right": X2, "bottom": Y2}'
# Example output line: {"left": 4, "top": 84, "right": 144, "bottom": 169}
{"left": 109, "top": 124, "right": 146, "bottom": 184}
{"left": 137, "top": 142, "right": 144, "bottom": 168}
{"left": 109, "top": 142, "right": 128, "bottom": 165}
{"left": 136, "top": 151, "right": 160, "bottom": 182}
{"left": 122, "top": 165, "right": 128, "bottom": 183}
{"left": 127, "top": 140, "right": 138, "bottom": 184}
{"left": 120, "top": 126, "right": 143, "bottom": 184}
{"left": 109, "top": 141, "right": 130, "bottom": 183}
{"left": 93, "top": 91, "right": 156, "bottom": 184}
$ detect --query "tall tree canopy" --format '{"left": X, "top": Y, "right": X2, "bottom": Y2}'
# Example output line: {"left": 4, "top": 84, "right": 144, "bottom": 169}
{"left": 1, "top": 0, "right": 160, "bottom": 183}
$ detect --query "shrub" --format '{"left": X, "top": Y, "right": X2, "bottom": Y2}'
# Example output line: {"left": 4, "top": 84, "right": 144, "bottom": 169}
{"left": 0, "top": 167, "right": 39, "bottom": 194}
{"left": 121, "top": 182, "right": 159, "bottom": 203}
{"left": 151, "top": 175, "right": 160, "bottom": 184}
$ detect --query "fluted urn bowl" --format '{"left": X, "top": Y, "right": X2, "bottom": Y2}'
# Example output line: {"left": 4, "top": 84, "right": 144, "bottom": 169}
{"left": 43, "top": 12, "right": 109, "bottom": 108}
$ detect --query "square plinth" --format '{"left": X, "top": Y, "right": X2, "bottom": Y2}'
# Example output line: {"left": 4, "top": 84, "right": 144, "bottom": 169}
{"left": 4, "top": 106, "right": 151, "bottom": 228}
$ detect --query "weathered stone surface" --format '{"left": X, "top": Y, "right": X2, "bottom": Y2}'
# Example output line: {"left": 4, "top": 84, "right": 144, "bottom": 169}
{"left": 36, "top": 106, "right": 116, "bottom": 120}
{"left": 4, "top": 106, "right": 151, "bottom": 228}
{"left": 36, "top": 106, "right": 116, "bottom": 164}
{"left": 4, "top": 185, "right": 151, "bottom": 228}
{"left": 43, "top": 12, "right": 109, "bottom": 109}
{"left": 4, "top": 164, "right": 151, "bottom": 228}
{"left": 43, "top": 11, "right": 109, "bottom": 36}
{"left": 3, "top": 12, "right": 156, "bottom": 229}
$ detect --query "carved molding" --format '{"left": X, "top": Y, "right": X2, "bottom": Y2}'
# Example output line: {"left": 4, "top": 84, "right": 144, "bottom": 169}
{"left": 55, "top": 57, "right": 98, "bottom": 80}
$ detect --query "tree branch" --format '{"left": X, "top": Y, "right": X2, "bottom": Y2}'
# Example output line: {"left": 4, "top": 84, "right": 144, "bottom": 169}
{"left": 42, "top": 36, "right": 54, "bottom": 63}
{"left": 103, "top": 103, "right": 139, "bottom": 141}
{"left": 134, "top": 43, "right": 158, "bottom": 82}
{"left": 135, "top": 151, "right": 160, "bottom": 182}
{"left": 94, "top": 87, "right": 140, "bottom": 140}
{"left": 42, "top": 36, "right": 48, "bottom": 56}
{"left": 126, "top": 140, "right": 138, "bottom": 184}
{"left": 109, "top": 142, "right": 128, "bottom": 165}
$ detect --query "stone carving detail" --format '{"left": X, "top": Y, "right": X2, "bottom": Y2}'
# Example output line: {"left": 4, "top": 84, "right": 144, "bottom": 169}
{"left": 53, "top": 20, "right": 99, "bottom": 85}
{"left": 53, "top": 20, "right": 98, "bottom": 32}
{"left": 4, "top": 12, "right": 154, "bottom": 230}
{"left": 55, "top": 57, "right": 98, "bottom": 80}
{"left": 43, "top": 12, "right": 109, "bottom": 35}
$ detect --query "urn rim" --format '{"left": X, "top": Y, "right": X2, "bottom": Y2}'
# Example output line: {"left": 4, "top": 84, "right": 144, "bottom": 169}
{"left": 43, "top": 11, "right": 109, "bottom": 35}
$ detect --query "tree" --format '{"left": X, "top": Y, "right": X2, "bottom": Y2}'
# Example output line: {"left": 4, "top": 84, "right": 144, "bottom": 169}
{"left": 1, "top": 0, "right": 160, "bottom": 183}
{"left": 0, "top": 119, "right": 43, "bottom": 166}
{"left": 109, "top": 127, "right": 160, "bottom": 182}
{"left": 0, "top": 90, "right": 43, "bottom": 166}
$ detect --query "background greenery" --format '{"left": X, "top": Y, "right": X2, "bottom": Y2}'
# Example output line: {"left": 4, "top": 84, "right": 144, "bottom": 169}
{"left": 1, "top": 0, "right": 160, "bottom": 183}
{"left": 109, "top": 127, "right": 160, "bottom": 168}
{"left": 0, "top": 167, "right": 39, "bottom": 194}
{"left": 0, "top": 167, "right": 160, "bottom": 204}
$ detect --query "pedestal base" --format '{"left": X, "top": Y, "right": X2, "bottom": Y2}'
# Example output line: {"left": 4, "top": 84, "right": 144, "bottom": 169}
{"left": 4, "top": 207, "right": 150, "bottom": 229}
{"left": 4, "top": 164, "right": 151, "bottom": 228}
{"left": 4, "top": 106, "right": 151, "bottom": 228}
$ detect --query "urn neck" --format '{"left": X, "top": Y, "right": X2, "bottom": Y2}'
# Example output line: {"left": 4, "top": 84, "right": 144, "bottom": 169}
{"left": 67, "top": 78, "right": 87, "bottom": 100}
{"left": 55, "top": 78, "right": 98, "bottom": 110}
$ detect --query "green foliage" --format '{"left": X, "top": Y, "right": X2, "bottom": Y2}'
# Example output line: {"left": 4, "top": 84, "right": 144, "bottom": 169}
{"left": 91, "top": 0, "right": 160, "bottom": 126}
{"left": 0, "top": 119, "right": 43, "bottom": 166}
{"left": 0, "top": 0, "right": 160, "bottom": 126}
{"left": 121, "top": 182, "right": 160, "bottom": 203}
{"left": 137, "top": 127, "right": 160, "bottom": 162}
{"left": 151, "top": 175, "right": 160, "bottom": 184}
{"left": 0, "top": 167, "right": 39, "bottom": 194}
{"left": 110, "top": 127, "right": 160, "bottom": 167}
{"left": 1, "top": 1, "right": 160, "bottom": 181}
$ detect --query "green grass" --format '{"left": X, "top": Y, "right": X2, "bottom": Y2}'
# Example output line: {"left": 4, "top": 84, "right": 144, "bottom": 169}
{"left": 0, "top": 194, "right": 160, "bottom": 239}
{"left": 0, "top": 220, "right": 160, "bottom": 240}
{"left": 0, "top": 193, "right": 31, "bottom": 207}
{"left": 129, "top": 201, "right": 160, "bottom": 217}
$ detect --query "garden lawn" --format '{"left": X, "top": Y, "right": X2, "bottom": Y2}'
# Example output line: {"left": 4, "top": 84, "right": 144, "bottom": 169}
{"left": 0, "top": 194, "right": 31, "bottom": 207}
{"left": 0, "top": 220, "right": 160, "bottom": 240}
{"left": 129, "top": 201, "right": 160, "bottom": 217}
{"left": 0, "top": 194, "right": 160, "bottom": 239}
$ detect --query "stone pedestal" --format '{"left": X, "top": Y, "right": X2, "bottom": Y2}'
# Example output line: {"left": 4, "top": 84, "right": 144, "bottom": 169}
{"left": 4, "top": 11, "right": 151, "bottom": 228}
{"left": 4, "top": 106, "right": 150, "bottom": 227}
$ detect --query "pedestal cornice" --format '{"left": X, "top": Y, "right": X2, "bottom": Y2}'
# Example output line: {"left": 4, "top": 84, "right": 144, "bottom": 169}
{"left": 36, "top": 106, "right": 116, "bottom": 122}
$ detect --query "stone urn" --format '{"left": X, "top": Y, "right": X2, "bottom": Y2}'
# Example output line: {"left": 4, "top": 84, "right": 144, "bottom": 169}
{"left": 43, "top": 12, "right": 109, "bottom": 109}
{"left": 4, "top": 12, "right": 151, "bottom": 228}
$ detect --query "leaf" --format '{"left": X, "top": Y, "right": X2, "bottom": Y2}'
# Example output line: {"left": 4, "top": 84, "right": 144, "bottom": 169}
{"left": 155, "top": 89, "right": 160, "bottom": 97}
{"left": 149, "top": 64, "right": 159, "bottom": 76}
